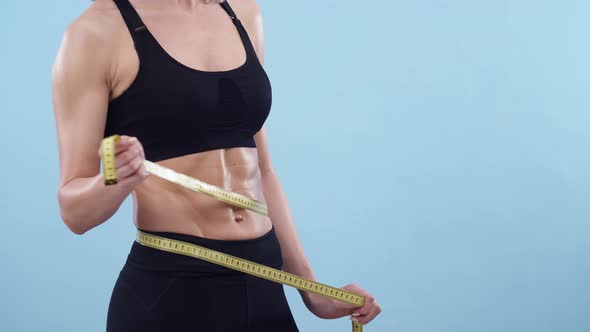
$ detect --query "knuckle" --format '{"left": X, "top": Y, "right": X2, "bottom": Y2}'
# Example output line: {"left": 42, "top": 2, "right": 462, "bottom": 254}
{"left": 125, "top": 150, "right": 134, "bottom": 162}
{"left": 115, "top": 168, "right": 125, "bottom": 178}
{"left": 135, "top": 156, "right": 143, "bottom": 168}
{"left": 120, "top": 162, "right": 133, "bottom": 175}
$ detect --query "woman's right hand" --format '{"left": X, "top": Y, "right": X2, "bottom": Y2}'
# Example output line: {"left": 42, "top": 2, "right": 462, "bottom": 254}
{"left": 98, "top": 135, "right": 150, "bottom": 189}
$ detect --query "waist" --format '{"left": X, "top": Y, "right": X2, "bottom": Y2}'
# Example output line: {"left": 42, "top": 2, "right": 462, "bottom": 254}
{"left": 124, "top": 225, "right": 283, "bottom": 278}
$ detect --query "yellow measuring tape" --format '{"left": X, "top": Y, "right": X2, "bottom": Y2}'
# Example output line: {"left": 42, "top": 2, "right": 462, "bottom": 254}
{"left": 101, "top": 134, "right": 365, "bottom": 331}
{"left": 101, "top": 135, "right": 268, "bottom": 215}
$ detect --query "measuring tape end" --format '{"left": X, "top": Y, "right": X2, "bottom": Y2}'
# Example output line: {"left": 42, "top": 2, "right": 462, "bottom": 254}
{"left": 104, "top": 179, "right": 118, "bottom": 186}
{"left": 106, "top": 134, "right": 121, "bottom": 142}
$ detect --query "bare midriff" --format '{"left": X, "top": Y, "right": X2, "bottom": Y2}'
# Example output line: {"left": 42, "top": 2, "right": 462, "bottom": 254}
{"left": 131, "top": 147, "right": 273, "bottom": 240}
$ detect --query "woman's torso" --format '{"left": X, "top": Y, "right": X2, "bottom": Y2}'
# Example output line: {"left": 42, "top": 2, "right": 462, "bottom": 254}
{"left": 103, "top": 0, "right": 272, "bottom": 240}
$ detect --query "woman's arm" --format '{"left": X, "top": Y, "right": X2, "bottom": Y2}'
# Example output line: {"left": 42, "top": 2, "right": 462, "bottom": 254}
{"left": 52, "top": 9, "right": 148, "bottom": 235}
{"left": 255, "top": 118, "right": 381, "bottom": 323}
{"left": 241, "top": 0, "right": 381, "bottom": 325}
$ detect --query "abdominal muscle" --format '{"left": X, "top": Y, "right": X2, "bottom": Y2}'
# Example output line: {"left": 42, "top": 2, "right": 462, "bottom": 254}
{"left": 106, "top": 4, "right": 271, "bottom": 240}
{"left": 129, "top": 147, "right": 273, "bottom": 240}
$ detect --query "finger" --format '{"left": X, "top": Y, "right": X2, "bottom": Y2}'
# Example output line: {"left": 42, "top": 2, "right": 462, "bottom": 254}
{"left": 353, "top": 300, "right": 381, "bottom": 325}
{"left": 115, "top": 144, "right": 142, "bottom": 169}
{"left": 125, "top": 137, "right": 146, "bottom": 160}
{"left": 116, "top": 154, "right": 144, "bottom": 179}
{"left": 130, "top": 137, "right": 146, "bottom": 160}
{"left": 117, "top": 163, "right": 149, "bottom": 188}
{"left": 114, "top": 135, "right": 133, "bottom": 155}
{"left": 355, "top": 302, "right": 381, "bottom": 325}
{"left": 352, "top": 294, "right": 373, "bottom": 314}
{"left": 352, "top": 310, "right": 368, "bottom": 317}
{"left": 350, "top": 290, "right": 374, "bottom": 316}
{"left": 352, "top": 305, "right": 371, "bottom": 316}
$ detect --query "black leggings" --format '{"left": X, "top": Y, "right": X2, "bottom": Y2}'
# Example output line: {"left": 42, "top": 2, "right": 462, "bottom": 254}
{"left": 106, "top": 226, "right": 299, "bottom": 332}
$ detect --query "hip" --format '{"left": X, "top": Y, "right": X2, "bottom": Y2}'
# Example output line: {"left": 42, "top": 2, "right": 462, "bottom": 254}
{"left": 107, "top": 226, "right": 298, "bottom": 331}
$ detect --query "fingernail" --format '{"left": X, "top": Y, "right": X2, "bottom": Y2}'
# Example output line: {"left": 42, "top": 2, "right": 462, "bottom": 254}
{"left": 352, "top": 313, "right": 361, "bottom": 317}
{"left": 350, "top": 317, "right": 359, "bottom": 322}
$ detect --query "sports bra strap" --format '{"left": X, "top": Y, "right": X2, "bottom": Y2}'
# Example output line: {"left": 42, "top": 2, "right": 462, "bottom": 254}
{"left": 114, "top": 1, "right": 239, "bottom": 32}
{"left": 113, "top": 0, "right": 148, "bottom": 36}
{"left": 219, "top": 1, "right": 239, "bottom": 20}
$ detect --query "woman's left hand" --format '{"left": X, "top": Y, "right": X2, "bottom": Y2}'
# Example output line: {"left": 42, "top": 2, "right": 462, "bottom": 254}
{"left": 304, "top": 283, "right": 382, "bottom": 325}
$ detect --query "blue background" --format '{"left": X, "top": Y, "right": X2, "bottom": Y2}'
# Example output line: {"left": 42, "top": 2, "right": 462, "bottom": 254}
{"left": 1, "top": 0, "right": 589, "bottom": 331}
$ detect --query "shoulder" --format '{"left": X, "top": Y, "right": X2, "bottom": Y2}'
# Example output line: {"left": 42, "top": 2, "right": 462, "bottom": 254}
{"left": 227, "top": 0, "right": 262, "bottom": 19}
{"left": 53, "top": 1, "right": 126, "bottom": 72}
{"left": 52, "top": 0, "right": 131, "bottom": 86}
{"left": 63, "top": 0, "right": 125, "bottom": 48}
{"left": 227, "top": 0, "right": 265, "bottom": 60}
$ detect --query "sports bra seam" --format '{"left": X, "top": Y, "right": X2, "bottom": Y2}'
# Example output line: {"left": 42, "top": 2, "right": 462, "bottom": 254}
{"left": 108, "top": 0, "right": 268, "bottom": 107}
{"left": 144, "top": 30, "right": 253, "bottom": 75}
{"left": 118, "top": 0, "right": 256, "bottom": 75}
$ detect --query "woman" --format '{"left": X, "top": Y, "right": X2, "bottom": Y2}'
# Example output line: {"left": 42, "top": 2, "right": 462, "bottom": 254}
{"left": 52, "top": 0, "right": 381, "bottom": 330}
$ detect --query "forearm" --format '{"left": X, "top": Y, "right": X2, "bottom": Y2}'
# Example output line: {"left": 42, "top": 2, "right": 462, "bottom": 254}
{"left": 58, "top": 172, "right": 132, "bottom": 234}
{"left": 260, "top": 170, "right": 380, "bottom": 322}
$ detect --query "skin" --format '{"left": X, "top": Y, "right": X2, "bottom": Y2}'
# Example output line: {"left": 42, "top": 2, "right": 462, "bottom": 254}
{"left": 52, "top": 0, "right": 381, "bottom": 325}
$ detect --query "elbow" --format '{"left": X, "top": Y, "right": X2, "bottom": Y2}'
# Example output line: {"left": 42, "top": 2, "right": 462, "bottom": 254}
{"left": 59, "top": 205, "right": 88, "bottom": 235}
{"left": 63, "top": 216, "right": 88, "bottom": 235}
{"left": 57, "top": 188, "right": 88, "bottom": 235}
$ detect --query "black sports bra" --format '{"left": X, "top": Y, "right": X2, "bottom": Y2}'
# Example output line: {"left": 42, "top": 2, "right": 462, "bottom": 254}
{"left": 104, "top": 0, "right": 272, "bottom": 162}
